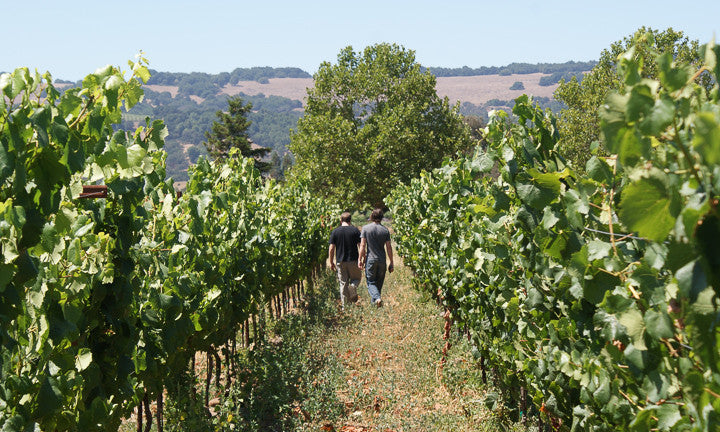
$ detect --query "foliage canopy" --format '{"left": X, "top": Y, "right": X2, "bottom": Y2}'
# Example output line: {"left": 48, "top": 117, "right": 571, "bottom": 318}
{"left": 289, "top": 43, "right": 473, "bottom": 208}
{"left": 555, "top": 27, "right": 709, "bottom": 170}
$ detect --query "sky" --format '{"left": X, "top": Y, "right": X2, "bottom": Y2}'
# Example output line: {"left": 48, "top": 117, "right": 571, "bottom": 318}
{"left": 2, "top": 0, "right": 719, "bottom": 81}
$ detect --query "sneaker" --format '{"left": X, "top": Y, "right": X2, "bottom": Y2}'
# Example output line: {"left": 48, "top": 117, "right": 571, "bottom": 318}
{"left": 375, "top": 299, "right": 383, "bottom": 308}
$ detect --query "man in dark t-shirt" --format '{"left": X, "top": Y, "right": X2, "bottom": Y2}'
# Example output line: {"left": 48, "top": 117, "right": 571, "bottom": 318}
{"left": 328, "top": 212, "right": 362, "bottom": 308}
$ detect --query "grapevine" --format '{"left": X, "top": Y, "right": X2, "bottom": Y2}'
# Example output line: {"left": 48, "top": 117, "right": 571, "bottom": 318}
{"left": 388, "top": 36, "right": 720, "bottom": 430}
{"left": 0, "top": 60, "right": 334, "bottom": 430}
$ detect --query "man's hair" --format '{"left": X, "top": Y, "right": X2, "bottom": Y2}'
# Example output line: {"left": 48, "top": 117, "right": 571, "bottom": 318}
{"left": 370, "top": 208, "right": 384, "bottom": 222}
{"left": 340, "top": 211, "right": 352, "bottom": 223}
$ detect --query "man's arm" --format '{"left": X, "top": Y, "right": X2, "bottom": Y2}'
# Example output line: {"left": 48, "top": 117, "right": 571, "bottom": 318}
{"left": 385, "top": 241, "right": 394, "bottom": 272}
{"left": 328, "top": 244, "right": 336, "bottom": 271}
{"left": 358, "top": 238, "right": 367, "bottom": 269}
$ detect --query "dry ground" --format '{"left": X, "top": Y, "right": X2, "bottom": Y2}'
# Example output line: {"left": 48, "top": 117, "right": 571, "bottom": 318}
{"left": 307, "top": 258, "right": 528, "bottom": 432}
{"left": 145, "top": 73, "right": 563, "bottom": 107}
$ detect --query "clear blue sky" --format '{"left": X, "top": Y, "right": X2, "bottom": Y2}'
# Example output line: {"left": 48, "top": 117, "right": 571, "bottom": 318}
{"left": 2, "top": 0, "right": 718, "bottom": 80}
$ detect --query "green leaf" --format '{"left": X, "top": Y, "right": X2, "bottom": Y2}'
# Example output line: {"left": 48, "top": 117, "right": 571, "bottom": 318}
{"left": 517, "top": 183, "right": 555, "bottom": 208}
{"left": 587, "top": 239, "right": 612, "bottom": 261}
{"left": 593, "top": 380, "right": 611, "bottom": 405}
{"left": 618, "top": 176, "right": 678, "bottom": 241}
{"left": 470, "top": 152, "right": 494, "bottom": 174}
{"left": 542, "top": 231, "right": 567, "bottom": 259}
{"left": 676, "top": 259, "right": 707, "bottom": 302}
{"left": 0, "top": 73, "right": 10, "bottom": 96}
{"left": 541, "top": 207, "right": 559, "bottom": 229}
{"left": 657, "top": 52, "right": 691, "bottom": 92}
{"left": 642, "top": 371, "right": 672, "bottom": 403}
{"left": 594, "top": 309, "right": 621, "bottom": 341}
{"left": 583, "top": 269, "right": 618, "bottom": 305}
{"left": 0, "top": 263, "right": 14, "bottom": 292}
{"left": 104, "top": 75, "right": 123, "bottom": 91}
{"left": 75, "top": 348, "right": 93, "bottom": 371}
{"left": 693, "top": 112, "right": 720, "bottom": 165}
{"left": 655, "top": 403, "right": 681, "bottom": 430}
{"left": 7, "top": 69, "right": 28, "bottom": 99}
{"left": 638, "top": 96, "right": 675, "bottom": 136}
{"left": 619, "top": 308, "right": 647, "bottom": 350}
{"left": 134, "top": 64, "right": 151, "bottom": 84}
{"left": 586, "top": 156, "right": 613, "bottom": 185}
{"left": 126, "top": 144, "right": 147, "bottom": 167}
{"left": 644, "top": 309, "right": 674, "bottom": 339}
{"left": 36, "top": 376, "right": 62, "bottom": 416}
{"left": 695, "top": 212, "right": 720, "bottom": 295}
{"left": 625, "top": 83, "right": 655, "bottom": 122}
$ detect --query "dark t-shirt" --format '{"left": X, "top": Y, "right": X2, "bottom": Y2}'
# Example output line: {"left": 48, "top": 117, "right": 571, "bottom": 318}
{"left": 329, "top": 225, "right": 361, "bottom": 262}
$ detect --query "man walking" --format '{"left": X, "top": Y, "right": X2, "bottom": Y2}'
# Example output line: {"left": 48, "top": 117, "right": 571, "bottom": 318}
{"left": 359, "top": 208, "right": 394, "bottom": 308}
{"left": 328, "top": 212, "right": 362, "bottom": 309}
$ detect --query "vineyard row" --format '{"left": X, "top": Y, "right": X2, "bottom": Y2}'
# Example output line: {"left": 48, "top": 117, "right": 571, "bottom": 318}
{"left": 0, "top": 61, "right": 336, "bottom": 430}
{"left": 389, "top": 37, "right": 720, "bottom": 431}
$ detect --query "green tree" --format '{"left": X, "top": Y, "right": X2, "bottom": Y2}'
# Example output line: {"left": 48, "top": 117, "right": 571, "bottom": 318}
{"left": 268, "top": 150, "right": 283, "bottom": 179}
{"left": 554, "top": 27, "right": 708, "bottom": 169}
{"left": 204, "top": 95, "right": 270, "bottom": 171}
{"left": 463, "top": 115, "right": 484, "bottom": 139}
{"left": 289, "top": 43, "right": 472, "bottom": 208}
{"left": 281, "top": 152, "right": 293, "bottom": 174}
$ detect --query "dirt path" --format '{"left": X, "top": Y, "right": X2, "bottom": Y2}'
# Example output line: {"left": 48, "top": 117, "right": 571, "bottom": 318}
{"left": 310, "top": 260, "right": 512, "bottom": 432}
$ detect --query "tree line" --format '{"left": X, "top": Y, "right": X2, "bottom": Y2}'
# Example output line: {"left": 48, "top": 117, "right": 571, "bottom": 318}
{"left": 114, "top": 59, "right": 597, "bottom": 184}
{"left": 427, "top": 60, "right": 596, "bottom": 77}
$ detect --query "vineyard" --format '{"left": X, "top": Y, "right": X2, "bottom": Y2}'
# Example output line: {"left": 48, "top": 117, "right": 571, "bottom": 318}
{"left": 389, "top": 38, "right": 720, "bottom": 430}
{"left": 0, "top": 60, "right": 334, "bottom": 430}
{"left": 3, "top": 34, "right": 720, "bottom": 432}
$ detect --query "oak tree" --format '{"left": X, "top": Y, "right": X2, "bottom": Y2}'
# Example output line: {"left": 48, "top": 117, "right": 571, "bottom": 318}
{"left": 289, "top": 43, "right": 472, "bottom": 208}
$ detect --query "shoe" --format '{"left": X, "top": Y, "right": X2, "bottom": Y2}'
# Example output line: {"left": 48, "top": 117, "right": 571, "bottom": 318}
{"left": 375, "top": 299, "right": 383, "bottom": 308}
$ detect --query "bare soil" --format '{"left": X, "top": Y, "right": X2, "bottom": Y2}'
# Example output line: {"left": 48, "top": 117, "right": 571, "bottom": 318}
{"left": 144, "top": 73, "right": 565, "bottom": 107}
{"left": 145, "top": 84, "right": 180, "bottom": 97}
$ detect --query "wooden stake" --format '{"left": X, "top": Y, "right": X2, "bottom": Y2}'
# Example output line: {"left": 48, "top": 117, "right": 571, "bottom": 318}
{"left": 136, "top": 400, "right": 143, "bottom": 432}
{"left": 143, "top": 392, "right": 152, "bottom": 432}
{"left": 157, "top": 391, "right": 164, "bottom": 432}
{"left": 205, "top": 351, "right": 213, "bottom": 408}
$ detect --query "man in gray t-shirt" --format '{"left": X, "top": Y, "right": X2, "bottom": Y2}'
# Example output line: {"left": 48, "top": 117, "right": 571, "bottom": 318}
{"left": 359, "top": 208, "right": 394, "bottom": 307}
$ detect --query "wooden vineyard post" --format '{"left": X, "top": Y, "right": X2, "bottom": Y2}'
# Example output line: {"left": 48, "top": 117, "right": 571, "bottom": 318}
{"left": 252, "top": 314, "right": 258, "bottom": 343}
{"left": 480, "top": 356, "right": 487, "bottom": 384}
{"left": 143, "top": 392, "right": 152, "bottom": 432}
{"left": 157, "top": 391, "right": 164, "bottom": 432}
{"left": 205, "top": 351, "right": 213, "bottom": 409}
{"left": 190, "top": 354, "right": 197, "bottom": 401}
{"left": 213, "top": 348, "right": 221, "bottom": 389}
{"left": 520, "top": 385, "right": 527, "bottom": 425}
{"left": 136, "top": 400, "right": 143, "bottom": 432}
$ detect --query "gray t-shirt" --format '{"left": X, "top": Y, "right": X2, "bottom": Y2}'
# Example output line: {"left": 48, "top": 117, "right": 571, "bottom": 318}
{"left": 360, "top": 223, "right": 391, "bottom": 263}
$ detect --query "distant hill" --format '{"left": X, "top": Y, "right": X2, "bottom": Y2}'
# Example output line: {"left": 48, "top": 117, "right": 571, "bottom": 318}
{"left": 112, "top": 64, "right": 591, "bottom": 181}
{"left": 426, "top": 60, "right": 596, "bottom": 77}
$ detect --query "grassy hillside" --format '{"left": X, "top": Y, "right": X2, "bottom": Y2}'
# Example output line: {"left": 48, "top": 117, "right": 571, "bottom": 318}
{"left": 116, "top": 65, "right": 588, "bottom": 182}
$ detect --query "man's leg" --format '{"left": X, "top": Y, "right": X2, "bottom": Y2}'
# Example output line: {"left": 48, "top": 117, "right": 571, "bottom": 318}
{"left": 375, "top": 263, "right": 387, "bottom": 296}
{"left": 365, "top": 260, "right": 382, "bottom": 304}
{"left": 344, "top": 261, "right": 361, "bottom": 303}
{"left": 336, "top": 262, "right": 350, "bottom": 307}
